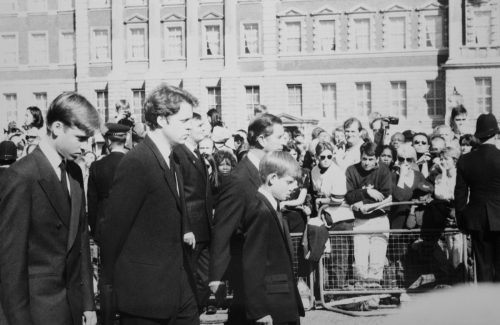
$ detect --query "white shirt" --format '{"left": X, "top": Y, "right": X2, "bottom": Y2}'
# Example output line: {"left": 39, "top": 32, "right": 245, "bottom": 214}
{"left": 247, "top": 150, "right": 261, "bottom": 171}
{"left": 184, "top": 140, "right": 198, "bottom": 158}
{"left": 148, "top": 131, "right": 172, "bottom": 168}
{"left": 38, "top": 138, "right": 71, "bottom": 195}
{"left": 258, "top": 187, "right": 278, "bottom": 212}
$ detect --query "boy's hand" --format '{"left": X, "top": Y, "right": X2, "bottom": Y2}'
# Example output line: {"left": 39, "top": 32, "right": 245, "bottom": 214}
{"left": 367, "top": 188, "right": 384, "bottom": 202}
{"left": 183, "top": 232, "right": 196, "bottom": 249}
{"left": 352, "top": 202, "right": 364, "bottom": 211}
{"left": 256, "top": 315, "right": 273, "bottom": 324}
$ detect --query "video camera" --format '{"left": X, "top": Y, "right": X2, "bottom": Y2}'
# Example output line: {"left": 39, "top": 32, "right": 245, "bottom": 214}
{"left": 380, "top": 116, "right": 399, "bottom": 128}
{"left": 117, "top": 110, "right": 135, "bottom": 128}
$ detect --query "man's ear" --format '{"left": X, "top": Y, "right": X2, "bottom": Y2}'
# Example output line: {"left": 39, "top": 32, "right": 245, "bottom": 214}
{"left": 157, "top": 115, "right": 168, "bottom": 127}
{"left": 256, "top": 134, "right": 266, "bottom": 149}
{"left": 266, "top": 173, "right": 277, "bottom": 186}
{"left": 50, "top": 121, "right": 64, "bottom": 137}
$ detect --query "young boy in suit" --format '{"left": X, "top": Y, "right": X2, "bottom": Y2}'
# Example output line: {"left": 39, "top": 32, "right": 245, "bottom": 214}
{"left": 242, "top": 151, "right": 305, "bottom": 325}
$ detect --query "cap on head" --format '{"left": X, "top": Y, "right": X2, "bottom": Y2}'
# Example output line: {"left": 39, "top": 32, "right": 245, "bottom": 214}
{"left": 475, "top": 113, "right": 500, "bottom": 140}
{"left": 0, "top": 140, "right": 17, "bottom": 164}
{"left": 104, "top": 123, "right": 130, "bottom": 137}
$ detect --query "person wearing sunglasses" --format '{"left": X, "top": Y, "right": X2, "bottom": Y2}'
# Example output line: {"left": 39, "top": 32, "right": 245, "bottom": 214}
{"left": 311, "top": 141, "right": 354, "bottom": 289}
{"left": 412, "top": 133, "right": 431, "bottom": 177}
{"left": 450, "top": 105, "right": 468, "bottom": 138}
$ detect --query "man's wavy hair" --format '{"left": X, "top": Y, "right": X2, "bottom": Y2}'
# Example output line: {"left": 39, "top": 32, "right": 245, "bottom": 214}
{"left": 144, "top": 83, "right": 199, "bottom": 131}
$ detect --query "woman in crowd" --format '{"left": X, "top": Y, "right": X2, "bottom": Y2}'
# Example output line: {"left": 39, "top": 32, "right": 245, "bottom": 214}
{"left": 449, "top": 105, "right": 468, "bottom": 138}
{"left": 23, "top": 106, "right": 44, "bottom": 144}
{"left": 459, "top": 134, "right": 478, "bottom": 155}
{"left": 282, "top": 141, "right": 312, "bottom": 233}
{"left": 379, "top": 145, "right": 397, "bottom": 170}
{"left": 212, "top": 150, "right": 237, "bottom": 196}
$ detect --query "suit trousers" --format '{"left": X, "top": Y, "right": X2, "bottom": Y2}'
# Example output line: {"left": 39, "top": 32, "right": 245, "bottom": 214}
{"left": 119, "top": 269, "right": 199, "bottom": 325}
{"left": 191, "top": 241, "right": 211, "bottom": 308}
{"left": 470, "top": 230, "right": 500, "bottom": 282}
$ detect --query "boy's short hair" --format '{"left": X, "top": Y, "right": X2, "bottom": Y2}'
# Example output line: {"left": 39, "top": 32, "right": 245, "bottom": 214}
{"left": 144, "top": 83, "right": 199, "bottom": 131}
{"left": 247, "top": 113, "right": 282, "bottom": 148}
{"left": 192, "top": 112, "right": 202, "bottom": 120}
{"left": 259, "top": 151, "right": 300, "bottom": 183}
{"left": 46, "top": 91, "right": 100, "bottom": 137}
{"left": 360, "top": 141, "right": 378, "bottom": 157}
{"left": 344, "top": 117, "right": 362, "bottom": 131}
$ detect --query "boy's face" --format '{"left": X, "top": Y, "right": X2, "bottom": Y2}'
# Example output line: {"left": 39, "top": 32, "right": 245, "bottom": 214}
{"left": 158, "top": 102, "right": 193, "bottom": 145}
{"left": 190, "top": 118, "right": 206, "bottom": 143}
{"left": 261, "top": 123, "right": 285, "bottom": 153}
{"left": 344, "top": 123, "right": 360, "bottom": 145}
{"left": 361, "top": 153, "right": 378, "bottom": 171}
{"left": 53, "top": 122, "right": 90, "bottom": 161}
{"left": 270, "top": 174, "right": 297, "bottom": 201}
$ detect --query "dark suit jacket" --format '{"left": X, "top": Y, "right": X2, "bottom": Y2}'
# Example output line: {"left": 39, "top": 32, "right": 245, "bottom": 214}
{"left": 100, "top": 136, "right": 195, "bottom": 320}
{"left": 174, "top": 144, "right": 213, "bottom": 242}
{"left": 210, "top": 155, "right": 261, "bottom": 283}
{"left": 87, "top": 151, "right": 125, "bottom": 239}
{"left": 243, "top": 192, "right": 305, "bottom": 323}
{"left": 455, "top": 144, "right": 500, "bottom": 231}
{"left": 0, "top": 148, "right": 95, "bottom": 325}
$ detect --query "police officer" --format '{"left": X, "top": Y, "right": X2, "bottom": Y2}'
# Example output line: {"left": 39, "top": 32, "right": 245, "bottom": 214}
{"left": 87, "top": 123, "right": 130, "bottom": 240}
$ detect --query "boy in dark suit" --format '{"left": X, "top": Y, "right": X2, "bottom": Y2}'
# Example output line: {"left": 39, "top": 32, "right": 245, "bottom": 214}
{"left": 242, "top": 151, "right": 305, "bottom": 325}
{"left": 0, "top": 92, "right": 100, "bottom": 325}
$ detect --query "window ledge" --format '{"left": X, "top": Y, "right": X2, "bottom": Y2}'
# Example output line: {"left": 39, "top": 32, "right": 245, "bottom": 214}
{"left": 0, "top": 12, "right": 17, "bottom": 17}
{"left": 201, "top": 56, "right": 224, "bottom": 59}
{"left": 57, "top": 63, "right": 76, "bottom": 67}
{"left": 89, "top": 60, "right": 112, "bottom": 66}
{"left": 239, "top": 54, "right": 263, "bottom": 59}
{"left": 126, "top": 59, "right": 149, "bottom": 63}
{"left": 162, "top": 57, "right": 187, "bottom": 62}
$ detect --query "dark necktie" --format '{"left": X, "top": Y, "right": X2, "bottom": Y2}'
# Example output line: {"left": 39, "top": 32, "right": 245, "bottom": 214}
{"left": 169, "top": 153, "right": 179, "bottom": 195}
{"left": 277, "top": 205, "right": 294, "bottom": 256}
{"left": 59, "top": 160, "right": 71, "bottom": 202}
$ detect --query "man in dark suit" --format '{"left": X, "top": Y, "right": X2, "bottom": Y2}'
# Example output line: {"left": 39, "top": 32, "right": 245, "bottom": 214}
{"left": 209, "top": 114, "right": 285, "bottom": 324}
{"left": 174, "top": 113, "right": 214, "bottom": 313}
{"left": 455, "top": 113, "right": 500, "bottom": 282}
{"left": 87, "top": 123, "right": 129, "bottom": 240}
{"left": 243, "top": 151, "right": 305, "bottom": 325}
{"left": 100, "top": 84, "right": 199, "bottom": 325}
{"left": 0, "top": 92, "right": 99, "bottom": 325}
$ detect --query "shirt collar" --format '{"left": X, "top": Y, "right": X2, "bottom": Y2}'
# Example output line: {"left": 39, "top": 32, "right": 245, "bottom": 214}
{"left": 247, "top": 150, "right": 261, "bottom": 170}
{"left": 38, "top": 137, "right": 63, "bottom": 173}
{"left": 258, "top": 187, "right": 278, "bottom": 212}
{"left": 148, "top": 131, "right": 172, "bottom": 167}
{"left": 184, "top": 140, "right": 198, "bottom": 156}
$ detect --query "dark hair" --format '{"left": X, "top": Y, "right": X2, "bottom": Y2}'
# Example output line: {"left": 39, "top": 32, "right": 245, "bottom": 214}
{"left": 144, "top": 83, "right": 199, "bottom": 131}
{"left": 214, "top": 150, "right": 237, "bottom": 169}
{"left": 283, "top": 141, "right": 302, "bottom": 161}
{"left": 46, "top": 92, "right": 100, "bottom": 136}
{"left": 311, "top": 127, "right": 326, "bottom": 140}
{"left": 247, "top": 113, "right": 282, "bottom": 148}
{"left": 450, "top": 105, "right": 468, "bottom": 134}
{"left": 360, "top": 128, "right": 370, "bottom": 143}
{"left": 360, "top": 141, "right": 378, "bottom": 157}
{"left": 379, "top": 144, "right": 397, "bottom": 162}
{"left": 315, "top": 141, "right": 334, "bottom": 157}
{"left": 430, "top": 134, "right": 445, "bottom": 143}
{"left": 412, "top": 132, "right": 430, "bottom": 144}
{"left": 344, "top": 117, "right": 362, "bottom": 131}
{"left": 26, "top": 106, "right": 44, "bottom": 129}
{"left": 192, "top": 112, "right": 202, "bottom": 120}
{"left": 459, "top": 134, "right": 479, "bottom": 148}
{"left": 292, "top": 129, "right": 303, "bottom": 138}
{"left": 207, "top": 108, "right": 223, "bottom": 128}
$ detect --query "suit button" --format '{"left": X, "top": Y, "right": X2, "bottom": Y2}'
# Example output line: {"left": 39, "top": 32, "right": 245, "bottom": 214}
{"left": 80, "top": 281, "right": 84, "bottom": 286}
{"left": 56, "top": 223, "right": 62, "bottom": 230}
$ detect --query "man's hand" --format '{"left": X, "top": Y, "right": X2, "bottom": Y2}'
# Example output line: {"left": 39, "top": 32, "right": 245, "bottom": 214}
{"left": 367, "top": 188, "right": 384, "bottom": 202}
{"left": 83, "top": 311, "right": 97, "bottom": 325}
{"left": 256, "top": 315, "right": 273, "bottom": 324}
{"left": 183, "top": 232, "right": 196, "bottom": 249}
{"left": 209, "top": 281, "right": 227, "bottom": 305}
{"left": 351, "top": 201, "right": 364, "bottom": 212}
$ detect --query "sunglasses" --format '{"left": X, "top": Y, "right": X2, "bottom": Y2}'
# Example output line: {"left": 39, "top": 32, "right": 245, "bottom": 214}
{"left": 26, "top": 135, "right": 38, "bottom": 140}
{"left": 413, "top": 141, "right": 427, "bottom": 145}
{"left": 319, "top": 155, "right": 333, "bottom": 160}
{"left": 397, "top": 157, "right": 414, "bottom": 163}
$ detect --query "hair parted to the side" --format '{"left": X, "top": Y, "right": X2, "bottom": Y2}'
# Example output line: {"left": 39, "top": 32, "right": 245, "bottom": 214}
{"left": 46, "top": 92, "right": 100, "bottom": 136}
{"left": 26, "top": 106, "right": 44, "bottom": 129}
{"left": 344, "top": 117, "right": 363, "bottom": 131}
{"left": 247, "top": 113, "right": 282, "bottom": 148}
{"left": 259, "top": 151, "right": 301, "bottom": 184}
{"left": 315, "top": 141, "right": 334, "bottom": 157}
{"left": 360, "top": 141, "right": 378, "bottom": 157}
{"left": 144, "top": 83, "right": 199, "bottom": 131}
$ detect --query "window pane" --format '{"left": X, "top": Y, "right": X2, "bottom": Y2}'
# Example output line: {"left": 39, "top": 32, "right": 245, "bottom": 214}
{"left": 354, "top": 18, "right": 370, "bottom": 50}
{"left": 319, "top": 20, "right": 335, "bottom": 51}
{"left": 285, "top": 22, "right": 301, "bottom": 52}
{"left": 355, "top": 82, "right": 371, "bottom": 116}
{"left": 4, "top": 93, "right": 18, "bottom": 122}
{"left": 474, "top": 11, "right": 492, "bottom": 45}
{"left": 245, "top": 86, "right": 260, "bottom": 117}
{"left": 206, "top": 25, "right": 221, "bottom": 56}
{"left": 475, "top": 77, "right": 492, "bottom": 113}
{"left": 287, "top": 84, "right": 302, "bottom": 116}
{"left": 389, "top": 17, "right": 405, "bottom": 49}
{"left": 321, "top": 84, "right": 336, "bottom": 118}
{"left": 94, "top": 29, "right": 110, "bottom": 60}
{"left": 0, "top": 35, "right": 17, "bottom": 66}
{"left": 0, "top": 0, "right": 16, "bottom": 12}
{"left": 60, "top": 32, "right": 75, "bottom": 63}
{"left": 391, "top": 82, "right": 407, "bottom": 117}
{"left": 425, "top": 15, "right": 443, "bottom": 48}
{"left": 30, "top": 33, "right": 48, "bottom": 65}
{"left": 166, "top": 26, "right": 183, "bottom": 58}
{"left": 243, "top": 23, "right": 259, "bottom": 54}
{"left": 34, "top": 92, "right": 48, "bottom": 110}
{"left": 130, "top": 27, "right": 146, "bottom": 59}
{"left": 207, "top": 87, "right": 221, "bottom": 112}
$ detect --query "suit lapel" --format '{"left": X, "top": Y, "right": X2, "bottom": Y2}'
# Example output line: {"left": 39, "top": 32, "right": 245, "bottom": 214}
{"left": 182, "top": 144, "right": 205, "bottom": 179}
{"left": 144, "top": 136, "right": 181, "bottom": 207}
{"left": 34, "top": 148, "right": 70, "bottom": 228}
{"left": 66, "top": 164, "right": 82, "bottom": 251}
{"left": 241, "top": 157, "right": 261, "bottom": 189}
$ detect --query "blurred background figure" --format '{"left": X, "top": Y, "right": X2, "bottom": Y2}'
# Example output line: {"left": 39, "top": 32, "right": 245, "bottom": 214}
{"left": 0, "top": 140, "right": 17, "bottom": 178}
{"left": 23, "top": 106, "right": 44, "bottom": 138}
{"left": 450, "top": 105, "right": 468, "bottom": 138}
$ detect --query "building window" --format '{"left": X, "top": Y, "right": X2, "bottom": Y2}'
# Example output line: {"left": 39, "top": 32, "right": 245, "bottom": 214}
{"left": 164, "top": 24, "right": 184, "bottom": 59}
{"left": 285, "top": 21, "right": 302, "bottom": 53}
{"left": 132, "top": 88, "right": 145, "bottom": 117}
{"left": 29, "top": 32, "right": 48, "bottom": 66}
{"left": 391, "top": 81, "right": 407, "bottom": 117}
{"left": 242, "top": 23, "right": 259, "bottom": 55}
{"left": 425, "top": 15, "right": 443, "bottom": 48}
{"left": 317, "top": 20, "right": 336, "bottom": 52}
{"left": 472, "top": 11, "right": 492, "bottom": 45}
{"left": 28, "top": 0, "right": 47, "bottom": 12}
{"left": 127, "top": 26, "right": 148, "bottom": 60}
{"left": 245, "top": 86, "right": 260, "bottom": 118}
{"left": 59, "top": 31, "right": 75, "bottom": 64}
{"left": 207, "top": 87, "right": 221, "bottom": 113}
{"left": 0, "top": 34, "right": 18, "bottom": 66}
{"left": 0, "top": 0, "right": 17, "bottom": 13}
{"left": 426, "top": 80, "right": 444, "bottom": 116}
{"left": 58, "top": 0, "right": 74, "bottom": 10}
{"left": 475, "top": 77, "right": 492, "bottom": 114}
{"left": 126, "top": 0, "right": 147, "bottom": 6}
{"left": 355, "top": 82, "right": 372, "bottom": 116}
{"left": 3, "top": 93, "right": 18, "bottom": 123}
{"left": 388, "top": 17, "right": 406, "bottom": 49}
{"left": 91, "top": 28, "right": 110, "bottom": 61}
{"left": 354, "top": 18, "right": 370, "bottom": 51}
{"left": 34, "top": 92, "right": 48, "bottom": 111}
{"left": 287, "top": 84, "right": 303, "bottom": 116}
{"left": 96, "top": 90, "right": 109, "bottom": 121}
{"left": 89, "top": 0, "right": 110, "bottom": 8}
{"left": 203, "top": 24, "right": 222, "bottom": 57}
{"left": 321, "top": 84, "right": 337, "bottom": 118}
